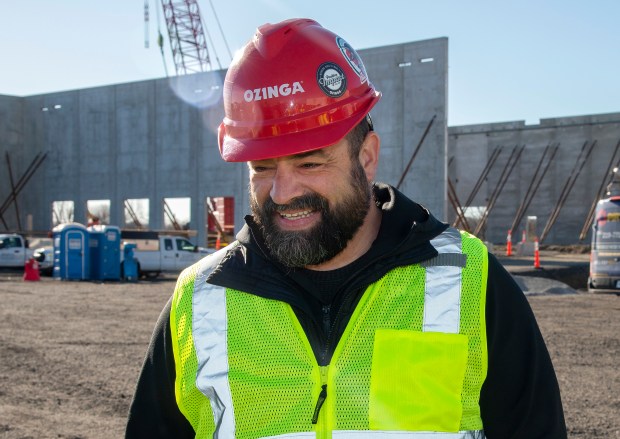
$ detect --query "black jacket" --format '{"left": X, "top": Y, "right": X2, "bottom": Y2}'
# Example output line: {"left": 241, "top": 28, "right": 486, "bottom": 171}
{"left": 126, "top": 183, "right": 566, "bottom": 438}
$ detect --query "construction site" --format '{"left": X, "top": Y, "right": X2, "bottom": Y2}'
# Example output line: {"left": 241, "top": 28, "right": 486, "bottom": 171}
{"left": 0, "top": 2, "right": 619, "bottom": 438}
{"left": 1, "top": 7, "right": 618, "bottom": 249}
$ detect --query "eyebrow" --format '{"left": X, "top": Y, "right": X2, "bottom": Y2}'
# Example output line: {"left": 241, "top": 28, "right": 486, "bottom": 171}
{"left": 291, "top": 149, "right": 327, "bottom": 159}
{"left": 249, "top": 149, "right": 329, "bottom": 166}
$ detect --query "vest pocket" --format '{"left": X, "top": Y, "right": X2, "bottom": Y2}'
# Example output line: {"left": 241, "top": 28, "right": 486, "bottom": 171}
{"left": 369, "top": 329, "right": 468, "bottom": 432}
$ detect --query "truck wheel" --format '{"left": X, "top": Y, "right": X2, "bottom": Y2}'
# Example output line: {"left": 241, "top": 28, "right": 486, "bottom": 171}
{"left": 144, "top": 271, "right": 160, "bottom": 279}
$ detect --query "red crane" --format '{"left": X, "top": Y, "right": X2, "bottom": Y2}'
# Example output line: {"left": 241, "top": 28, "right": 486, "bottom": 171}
{"left": 145, "top": 0, "right": 231, "bottom": 76}
{"left": 160, "top": 0, "right": 212, "bottom": 74}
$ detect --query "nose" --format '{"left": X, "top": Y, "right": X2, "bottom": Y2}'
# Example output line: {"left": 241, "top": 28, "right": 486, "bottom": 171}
{"left": 269, "top": 165, "right": 305, "bottom": 206}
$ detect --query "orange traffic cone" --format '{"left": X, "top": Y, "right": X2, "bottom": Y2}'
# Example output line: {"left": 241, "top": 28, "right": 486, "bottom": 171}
{"left": 23, "top": 257, "right": 41, "bottom": 281}
{"left": 534, "top": 238, "right": 541, "bottom": 269}
{"left": 215, "top": 233, "right": 221, "bottom": 250}
{"left": 506, "top": 230, "right": 512, "bottom": 256}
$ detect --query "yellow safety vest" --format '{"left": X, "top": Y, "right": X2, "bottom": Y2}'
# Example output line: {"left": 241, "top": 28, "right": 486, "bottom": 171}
{"left": 171, "top": 228, "right": 488, "bottom": 438}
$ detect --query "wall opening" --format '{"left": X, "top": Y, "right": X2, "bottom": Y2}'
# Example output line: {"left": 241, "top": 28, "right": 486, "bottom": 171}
{"left": 163, "top": 197, "right": 191, "bottom": 230}
{"left": 52, "top": 201, "right": 74, "bottom": 227}
{"left": 86, "top": 199, "right": 110, "bottom": 226}
{"left": 206, "top": 196, "right": 235, "bottom": 249}
{"left": 124, "top": 198, "right": 150, "bottom": 229}
{"left": 463, "top": 206, "right": 485, "bottom": 235}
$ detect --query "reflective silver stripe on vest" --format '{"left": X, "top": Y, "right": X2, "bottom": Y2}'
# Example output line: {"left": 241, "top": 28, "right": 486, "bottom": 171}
{"left": 259, "top": 431, "right": 484, "bottom": 439}
{"left": 423, "top": 227, "right": 463, "bottom": 334}
{"left": 332, "top": 430, "right": 485, "bottom": 438}
{"left": 260, "top": 433, "right": 317, "bottom": 439}
{"left": 193, "top": 256, "right": 235, "bottom": 438}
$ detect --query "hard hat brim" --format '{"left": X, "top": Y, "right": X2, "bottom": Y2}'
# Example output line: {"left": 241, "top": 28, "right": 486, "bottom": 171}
{"left": 219, "top": 91, "right": 381, "bottom": 162}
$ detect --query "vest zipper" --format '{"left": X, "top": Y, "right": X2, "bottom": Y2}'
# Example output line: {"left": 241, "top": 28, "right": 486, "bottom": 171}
{"left": 322, "top": 304, "right": 331, "bottom": 337}
{"left": 311, "top": 384, "right": 327, "bottom": 424}
{"left": 320, "top": 287, "right": 358, "bottom": 364}
{"left": 312, "top": 365, "right": 330, "bottom": 439}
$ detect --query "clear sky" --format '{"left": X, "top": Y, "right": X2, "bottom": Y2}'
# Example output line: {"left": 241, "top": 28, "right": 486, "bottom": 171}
{"left": 2, "top": 0, "right": 618, "bottom": 126}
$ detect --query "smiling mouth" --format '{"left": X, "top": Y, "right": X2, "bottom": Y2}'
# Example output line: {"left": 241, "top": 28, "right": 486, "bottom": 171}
{"left": 279, "top": 209, "right": 314, "bottom": 220}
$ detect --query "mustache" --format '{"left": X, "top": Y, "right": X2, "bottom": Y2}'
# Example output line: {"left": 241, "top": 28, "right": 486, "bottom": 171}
{"left": 261, "top": 193, "right": 329, "bottom": 214}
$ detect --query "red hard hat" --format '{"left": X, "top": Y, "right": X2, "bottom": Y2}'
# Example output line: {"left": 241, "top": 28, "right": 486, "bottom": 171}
{"left": 218, "top": 18, "right": 381, "bottom": 162}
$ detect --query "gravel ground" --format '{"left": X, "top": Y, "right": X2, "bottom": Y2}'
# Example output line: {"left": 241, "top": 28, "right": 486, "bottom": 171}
{"left": 0, "top": 269, "right": 618, "bottom": 438}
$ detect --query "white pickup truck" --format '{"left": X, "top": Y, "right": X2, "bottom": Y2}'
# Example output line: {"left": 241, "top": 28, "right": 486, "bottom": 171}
{"left": 0, "top": 234, "right": 53, "bottom": 273}
{"left": 122, "top": 234, "right": 215, "bottom": 278}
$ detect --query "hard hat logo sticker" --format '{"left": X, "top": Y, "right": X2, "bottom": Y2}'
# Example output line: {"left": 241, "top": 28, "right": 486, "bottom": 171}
{"left": 317, "top": 63, "right": 347, "bottom": 98}
{"left": 336, "top": 37, "right": 368, "bottom": 84}
{"left": 243, "top": 82, "right": 305, "bottom": 102}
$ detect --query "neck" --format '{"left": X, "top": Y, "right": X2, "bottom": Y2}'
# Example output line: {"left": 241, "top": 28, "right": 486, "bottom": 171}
{"left": 306, "top": 204, "right": 382, "bottom": 271}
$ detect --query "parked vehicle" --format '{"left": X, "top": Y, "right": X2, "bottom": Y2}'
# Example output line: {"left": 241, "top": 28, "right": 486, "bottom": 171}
{"left": 121, "top": 234, "right": 214, "bottom": 278}
{"left": 0, "top": 234, "right": 53, "bottom": 274}
{"left": 588, "top": 170, "right": 620, "bottom": 293}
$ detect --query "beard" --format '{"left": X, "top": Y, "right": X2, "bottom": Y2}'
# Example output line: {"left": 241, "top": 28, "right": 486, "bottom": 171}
{"left": 250, "top": 162, "right": 372, "bottom": 268}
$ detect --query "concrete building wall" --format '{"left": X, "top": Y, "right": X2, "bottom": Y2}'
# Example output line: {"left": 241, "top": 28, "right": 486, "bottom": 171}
{"left": 3, "top": 37, "right": 619, "bottom": 247}
{"left": 0, "top": 38, "right": 448, "bottom": 247}
{"left": 363, "top": 38, "right": 448, "bottom": 218}
{"left": 16, "top": 72, "right": 247, "bottom": 245}
{"left": 449, "top": 113, "right": 620, "bottom": 245}
{"left": 0, "top": 95, "right": 25, "bottom": 229}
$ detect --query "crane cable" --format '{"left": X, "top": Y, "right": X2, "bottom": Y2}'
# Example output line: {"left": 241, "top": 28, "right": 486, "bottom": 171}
{"left": 199, "top": 9, "right": 222, "bottom": 70}
{"left": 208, "top": 0, "right": 233, "bottom": 62}
{"left": 156, "top": 0, "right": 169, "bottom": 77}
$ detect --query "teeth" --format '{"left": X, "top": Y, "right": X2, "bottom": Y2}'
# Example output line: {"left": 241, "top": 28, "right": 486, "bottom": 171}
{"left": 280, "top": 210, "right": 313, "bottom": 220}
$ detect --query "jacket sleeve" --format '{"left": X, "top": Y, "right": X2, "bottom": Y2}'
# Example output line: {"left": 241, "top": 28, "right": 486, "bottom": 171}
{"left": 125, "top": 296, "right": 195, "bottom": 438}
{"left": 480, "top": 254, "right": 567, "bottom": 438}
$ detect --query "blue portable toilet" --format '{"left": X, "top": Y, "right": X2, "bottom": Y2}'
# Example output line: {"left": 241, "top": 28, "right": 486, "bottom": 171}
{"left": 87, "top": 225, "right": 121, "bottom": 281}
{"left": 122, "top": 243, "right": 139, "bottom": 281}
{"left": 52, "top": 223, "right": 90, "bottom": 280}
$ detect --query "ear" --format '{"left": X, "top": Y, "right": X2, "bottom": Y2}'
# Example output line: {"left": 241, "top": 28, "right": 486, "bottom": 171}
{"left": 358, "top": 131, "right": 380, "bottom": 181}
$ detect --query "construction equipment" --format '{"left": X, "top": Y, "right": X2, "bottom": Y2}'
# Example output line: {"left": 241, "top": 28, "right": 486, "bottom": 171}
{"left": 588, "top": 167, "right": 620, "bottom": 292}
{"left": 579, "top": 138, "right": 620, "bottom": 241}
{"left": 147, "top": 0, "right": 232, "bottom": 76}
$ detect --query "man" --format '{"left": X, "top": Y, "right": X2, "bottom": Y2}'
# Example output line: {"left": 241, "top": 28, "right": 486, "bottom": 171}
{"left": 126, "top": 18, "right": 566, "bottom": 438}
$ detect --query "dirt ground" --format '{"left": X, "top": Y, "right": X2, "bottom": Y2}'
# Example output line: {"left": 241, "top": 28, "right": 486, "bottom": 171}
{"left": 0, "top": 269, "right": 618, "bottom": 438}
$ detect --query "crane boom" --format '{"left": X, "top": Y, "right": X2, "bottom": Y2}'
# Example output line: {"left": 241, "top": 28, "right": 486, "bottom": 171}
{"left": 160, "top": 0, "right": 211, "bottom": 74}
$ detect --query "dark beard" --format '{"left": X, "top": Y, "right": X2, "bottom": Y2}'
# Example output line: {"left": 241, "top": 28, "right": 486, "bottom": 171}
{"left": 251, "top": 163, "right": 371, "bottom": 268}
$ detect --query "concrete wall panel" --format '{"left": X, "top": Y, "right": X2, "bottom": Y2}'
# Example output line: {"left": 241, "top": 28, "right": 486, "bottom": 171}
{"left": 361, "top": 38, "right": 448, "bottom": 219}
{"left": 449, "top": 113, "right": 620, "bottom": 244}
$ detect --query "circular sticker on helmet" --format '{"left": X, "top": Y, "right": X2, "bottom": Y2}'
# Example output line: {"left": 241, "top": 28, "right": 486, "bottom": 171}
{"left": 336, "top": 37, "right": 368, "bottom": 84}
{"left": 316, "top": 62, "right": 347, "bottom": 98}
